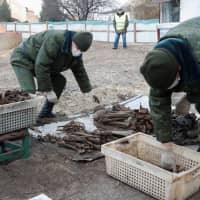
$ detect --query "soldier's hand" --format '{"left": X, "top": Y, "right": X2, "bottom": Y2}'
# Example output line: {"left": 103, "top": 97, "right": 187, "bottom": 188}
{"left": 160, "top": 142, "right": 176, "bottom": 172}
{"left": 163, "top": 142, "right": 174, "bottom": 149}
{"left": 175, "top": 95, "right": 190, "bottom": 115}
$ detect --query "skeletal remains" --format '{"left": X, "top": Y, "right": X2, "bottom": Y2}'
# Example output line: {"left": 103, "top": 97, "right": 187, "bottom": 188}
{"left": 37, "top": 104, "right": 199, "bottom": 154}
{"left": 0, "top": 90, "right": 31, "bottom": 105}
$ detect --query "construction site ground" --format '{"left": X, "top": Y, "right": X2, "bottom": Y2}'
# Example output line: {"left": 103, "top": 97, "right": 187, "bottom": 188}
{"left": 0, "top": 42, "right": 200, "bottom": 200}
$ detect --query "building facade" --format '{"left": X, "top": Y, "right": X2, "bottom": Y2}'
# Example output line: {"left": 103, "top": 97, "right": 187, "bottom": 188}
{"left": 1, "top": 0, "right": 39, "bottom": 22}
{"left": 180, "top": 0, "right": 200, "bottom": 21}
{"left": 159, "top": 0, "right": 200, "bottom": 23}
{"left": 160, "top": 0, "right": 180, "bottom": 23}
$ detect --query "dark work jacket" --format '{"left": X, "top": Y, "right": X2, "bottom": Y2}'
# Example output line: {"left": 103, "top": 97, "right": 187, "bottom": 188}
{"left": 11, "top": 30, "right": 92, "bottom": 92}
{"left": 149, "top": 17, "right": 200, "bottom": 142}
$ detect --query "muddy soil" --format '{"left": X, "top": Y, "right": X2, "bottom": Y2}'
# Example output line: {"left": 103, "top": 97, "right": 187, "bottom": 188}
{"left": 0, "top": 42, "right": 199, "bottom": 200}
{"left": 0, "top": 42, "right": 151, "bottom": 115}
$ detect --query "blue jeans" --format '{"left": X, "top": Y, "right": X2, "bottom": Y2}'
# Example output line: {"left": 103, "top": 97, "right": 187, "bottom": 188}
{"left": 113, "top": 32, "right": 127, "bottom": 48}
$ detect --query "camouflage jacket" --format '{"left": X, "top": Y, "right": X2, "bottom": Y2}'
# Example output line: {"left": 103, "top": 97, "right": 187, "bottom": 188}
{"left": 150, "top": 17, "right": 200, "bottom": 143}
{"left": 11, "top": 30, "right": 92, "bottom": 93}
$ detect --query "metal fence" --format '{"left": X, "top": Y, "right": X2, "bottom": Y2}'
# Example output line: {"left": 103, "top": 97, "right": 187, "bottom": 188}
{"left": 2, "top": 20, "right": 158, "bottom": 43}
{"left": 1, "top": 20, "right": 178, "bottom": 43}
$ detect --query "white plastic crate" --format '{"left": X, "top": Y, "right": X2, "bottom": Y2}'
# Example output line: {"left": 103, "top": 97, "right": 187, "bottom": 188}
{"left": 0, "top": 95, "right": 44, "bottom": 134}
{"left": 29, "top": 194, "right": 52, "bottom": 200}
{"left": 101, "top": 133, "right": 200, "bottom": 200}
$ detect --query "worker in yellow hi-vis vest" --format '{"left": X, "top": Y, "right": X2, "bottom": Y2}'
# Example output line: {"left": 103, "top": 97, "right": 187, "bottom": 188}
{"left": 113, "top": 8, "right": 129, "bottom": 49}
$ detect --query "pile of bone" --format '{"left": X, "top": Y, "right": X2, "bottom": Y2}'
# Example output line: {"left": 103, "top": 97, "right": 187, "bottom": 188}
{"left": 0, "top": 90, "right": 31, "bottom": 105}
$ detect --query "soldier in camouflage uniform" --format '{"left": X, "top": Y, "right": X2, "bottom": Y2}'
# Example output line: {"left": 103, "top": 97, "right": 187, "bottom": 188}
{"left": 140, "top": 17, "right": 200, "bottom": 151}
{"left": 11, "top": 30, "right": 93, "bottom": 119}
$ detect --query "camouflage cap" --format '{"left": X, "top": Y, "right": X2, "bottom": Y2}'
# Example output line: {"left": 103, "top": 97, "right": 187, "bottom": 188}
{"left": 140, "top": 48, "right": 179, "bottom": 89}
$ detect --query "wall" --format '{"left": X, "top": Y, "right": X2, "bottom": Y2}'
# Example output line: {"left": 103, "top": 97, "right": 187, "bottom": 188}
{"left": 180, "top": 0, "right": 200, "bottom": 21}
{"left": 26, "top": 9, "right": 39, "bottom": 22}
{"left": 0, "top": 32, "right": 22, "bottom": 51}
{"left": 5, "top": 21, "right": 158, "bottom": 43}
{"left": 0, "top": 24, "right": 6, "bottom": 32}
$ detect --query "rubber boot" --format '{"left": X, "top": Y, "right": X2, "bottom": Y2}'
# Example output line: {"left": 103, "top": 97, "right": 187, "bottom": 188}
{"left": 38, "top": 100, "right": 56, "bottom": 119}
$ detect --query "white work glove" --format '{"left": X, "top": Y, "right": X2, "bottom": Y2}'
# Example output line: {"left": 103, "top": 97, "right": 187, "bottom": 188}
{"left": 175, "top": 95, "right": 190, "bottom": 115}
{"left": 36, "top": 91, "right": 58, "bottom": 104}
{"left": 45, "top": 91, "right": 58, "bottom": 103}
{"left": 160, "top": 142, "right": 176, "bottom": 172}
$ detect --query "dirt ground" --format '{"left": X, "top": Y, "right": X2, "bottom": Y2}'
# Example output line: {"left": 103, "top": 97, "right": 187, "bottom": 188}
{"left": 0, "top": 42, "right": 200, "bottom": 200}
{"left": 0, "top": 42, "right": 151, "bottom": 115}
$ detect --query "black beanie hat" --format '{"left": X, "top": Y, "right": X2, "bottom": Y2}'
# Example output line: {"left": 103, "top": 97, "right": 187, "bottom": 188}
{"left": 140, "top": 48, "right": 179, "bottom": 89}
{"left": 72, "top": 32, "right": 93, "bottom": 52}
